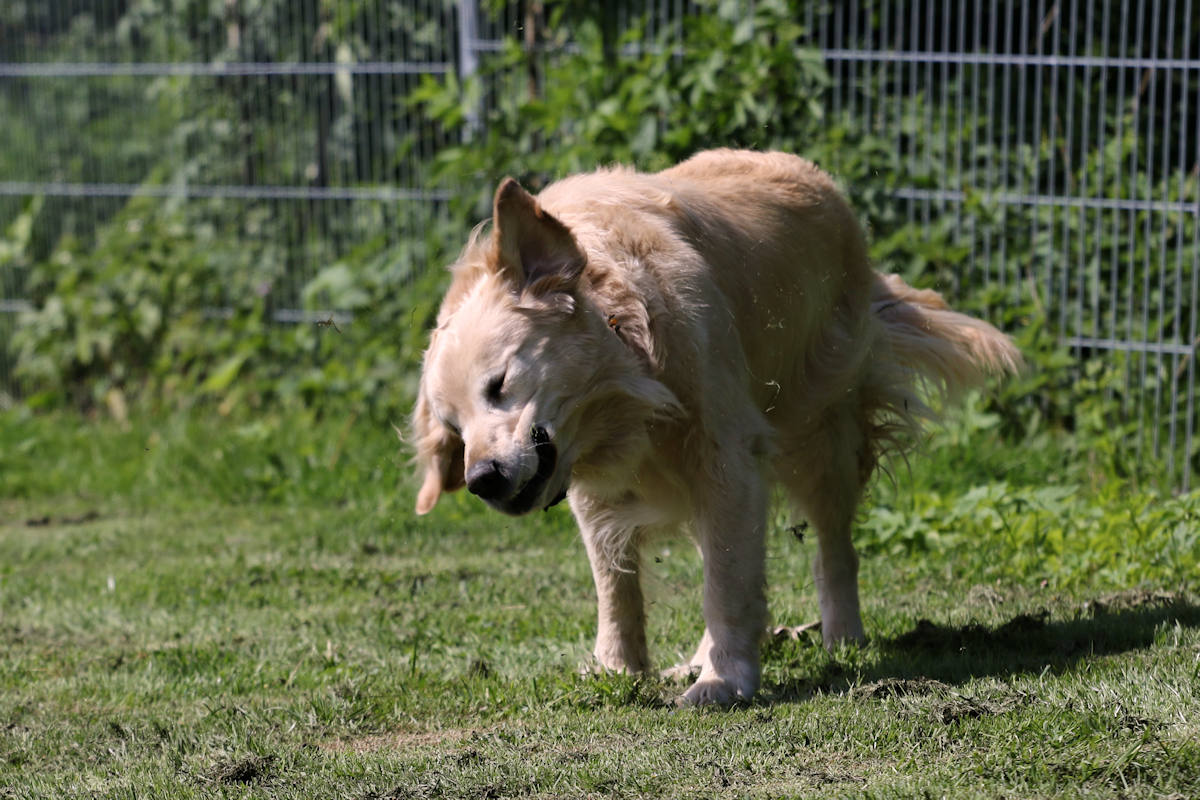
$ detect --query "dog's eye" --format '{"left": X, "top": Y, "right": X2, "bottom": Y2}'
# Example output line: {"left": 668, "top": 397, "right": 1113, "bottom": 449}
{"left": 485, "top": 372, "right": 505, "bottom": 404}
{"left": 436, "top": 412, "right": 460, "bottom": 437}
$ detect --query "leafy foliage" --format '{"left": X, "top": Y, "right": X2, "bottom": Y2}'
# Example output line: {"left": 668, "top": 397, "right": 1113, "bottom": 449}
{"left": 11, "top": 190, "right": 451, "bottom": 418}
{"left": 2, "top": 0, "right": 1197, "bottom": 485}
{"left": 412, "top": 0, "right": 833, "bottom": 213}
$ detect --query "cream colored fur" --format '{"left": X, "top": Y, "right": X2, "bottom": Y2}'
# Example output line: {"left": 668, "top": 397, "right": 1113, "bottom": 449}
{"left": 412, "top": 149, "right": 1021, "bottom": 706}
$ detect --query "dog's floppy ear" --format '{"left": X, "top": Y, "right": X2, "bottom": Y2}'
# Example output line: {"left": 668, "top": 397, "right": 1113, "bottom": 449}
{"left": 412, "top": 388, "right": 465, "bottom": 515}
{"left": 491, "top": 178, "right": 585, "bottom": 293}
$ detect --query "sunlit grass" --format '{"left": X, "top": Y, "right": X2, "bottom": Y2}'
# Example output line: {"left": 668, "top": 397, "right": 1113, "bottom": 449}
{"left": 1, "top": 407, "right": 1197, "bottom": 798}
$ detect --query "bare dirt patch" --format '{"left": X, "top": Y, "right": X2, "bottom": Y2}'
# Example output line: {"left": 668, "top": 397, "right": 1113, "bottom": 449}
{"left": 1081, "top": 589, "right": 1184, "bottom": 616}
{"left": 851, "top": 677, "right": 951, "bottom": 700}
{"left": 212, "top": 754, "right": 275, "bottom": 784}
{"left": 23, "top": 510, "right": 100, "bottom": 527}
{"left": 853, "top": 676, "right": 1032, "bottom": 724}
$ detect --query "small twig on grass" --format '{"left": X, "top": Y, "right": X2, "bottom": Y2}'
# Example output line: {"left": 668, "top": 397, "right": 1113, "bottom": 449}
{"left": 769, "top": 621, "right": 821, "bottom": 641}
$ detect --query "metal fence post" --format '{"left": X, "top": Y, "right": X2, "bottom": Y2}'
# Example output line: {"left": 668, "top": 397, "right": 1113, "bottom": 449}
{"left": 458, "top": 0, "right": 482, "bottom": 139}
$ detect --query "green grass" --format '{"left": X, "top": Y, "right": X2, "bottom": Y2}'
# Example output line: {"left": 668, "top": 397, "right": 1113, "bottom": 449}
{"left": 1, "top": 405, "right": 1198, "bottom": 798}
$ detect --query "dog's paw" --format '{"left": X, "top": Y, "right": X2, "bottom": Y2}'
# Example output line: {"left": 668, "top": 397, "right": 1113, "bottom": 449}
{"left": 677, "top": 676, "right": 754, "bottom": 707}
{"left": 591, "top": 634, "right": 650, "bottom": 675}
{"left": 820, "top": 624, "right": 868, "bottom": 653}
{"left": 660, "top": 662, "right": 701, "bottom": 683}
{"left": 581, "top": 653, "right": 650, "bottom": 677}
{"left": 817, "top": 608, "right": 867, "bottom": 651}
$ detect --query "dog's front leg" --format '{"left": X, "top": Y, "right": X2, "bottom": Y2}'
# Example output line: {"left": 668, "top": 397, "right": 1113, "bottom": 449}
{"left": 680, "top": 469, "right": 768, "bottom": 706}
{"left": 576, "top": 510, "right": 650, "bottom": 674}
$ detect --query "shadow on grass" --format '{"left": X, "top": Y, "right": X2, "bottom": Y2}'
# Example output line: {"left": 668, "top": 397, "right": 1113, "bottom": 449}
{"left": 764, "top": 590, "right": 1200, "bottom": 705}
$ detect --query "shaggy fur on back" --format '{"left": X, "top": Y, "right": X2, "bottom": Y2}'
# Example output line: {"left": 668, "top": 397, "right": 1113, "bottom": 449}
{"left": 412, "top": 149, "right": 1021, "bottom": 705}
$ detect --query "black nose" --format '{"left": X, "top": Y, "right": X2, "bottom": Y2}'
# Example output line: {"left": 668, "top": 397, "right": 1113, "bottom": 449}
{"left": 466, "top": 460, "right": 511, "bottom": 501}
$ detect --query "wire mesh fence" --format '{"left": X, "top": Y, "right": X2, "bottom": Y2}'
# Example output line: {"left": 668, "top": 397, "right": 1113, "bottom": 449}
{"left": 818, "top": 1, "right": 1200, "bottom": 487}
{"left": 1, "top": 1, "right": 1198, "bottom": 484}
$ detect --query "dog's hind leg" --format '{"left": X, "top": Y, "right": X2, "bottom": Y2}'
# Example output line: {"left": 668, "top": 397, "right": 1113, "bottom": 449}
{"left": 679, "top": 453, "right": 769, "bottom": 706}
{"left": 782, "top": 405, "right": 870, "bottom": 650}
{"left": 575, "top": 509, "right": 650, "bottom": 674}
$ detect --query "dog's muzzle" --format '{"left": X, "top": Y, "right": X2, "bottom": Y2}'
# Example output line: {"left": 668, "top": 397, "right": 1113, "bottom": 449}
{"left": 467, "top": 425, "right": 566, "bottom": 515}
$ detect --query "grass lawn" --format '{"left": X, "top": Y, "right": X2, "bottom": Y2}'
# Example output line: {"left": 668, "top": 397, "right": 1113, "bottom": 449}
{"left": 1, "top": 406, "right": 1198, "bottom": 798}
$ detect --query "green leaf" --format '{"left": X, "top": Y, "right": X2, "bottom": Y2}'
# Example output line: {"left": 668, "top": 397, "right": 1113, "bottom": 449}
{"left": 200, "top": 353, "right": 249, "bottom": 394}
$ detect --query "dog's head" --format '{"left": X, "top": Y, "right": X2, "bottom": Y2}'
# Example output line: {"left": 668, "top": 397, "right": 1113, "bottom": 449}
{"left": 412, "top": 178, "right": 597, "bottom": 516}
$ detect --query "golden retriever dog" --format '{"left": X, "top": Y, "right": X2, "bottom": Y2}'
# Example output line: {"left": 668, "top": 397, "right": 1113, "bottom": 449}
{"left": 412, "top": 149, "right": 1021, "bottom": 706}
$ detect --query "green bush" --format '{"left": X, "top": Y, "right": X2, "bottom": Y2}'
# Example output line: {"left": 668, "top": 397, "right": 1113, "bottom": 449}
{"left": 412, "top": 0, "right": 834, "bottom": 213}
{"left": 14, "top": 195, "right": 228, "bottom": 409}
{"left": 12, "top": 191, "right": 451, "bottom": 421}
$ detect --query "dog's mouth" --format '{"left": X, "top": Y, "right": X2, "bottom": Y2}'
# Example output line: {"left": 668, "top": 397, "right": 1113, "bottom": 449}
{"left": 496, "top": 425, "right": 568, "bottom": 515}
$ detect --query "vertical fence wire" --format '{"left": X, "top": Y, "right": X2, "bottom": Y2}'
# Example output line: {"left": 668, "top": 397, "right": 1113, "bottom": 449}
{"left": 1185, "top": 0, "right": 1200, "bottom": 490}
{"left": 1154, "top": 0, "right": 1174, "bottom": 463}
{"left": 1028, "top": 0, "right": 1043, "bottom": 310}
{"left": 1041, "top": 0, "right": 1059, "bottom": 321}
{"left": 1136, "top": 0, "right": 1152, "bottom": 461}
{"left": 1170, "top": 0, "right": 1193, "bottom": 483}
{"left": 1061, "top": 0, "right": 1078, "bottom": 343}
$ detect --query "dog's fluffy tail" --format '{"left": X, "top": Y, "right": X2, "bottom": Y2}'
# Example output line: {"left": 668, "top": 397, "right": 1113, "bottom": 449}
{"left": 871, "top": 273, "right": 1023, "bottom": 398}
